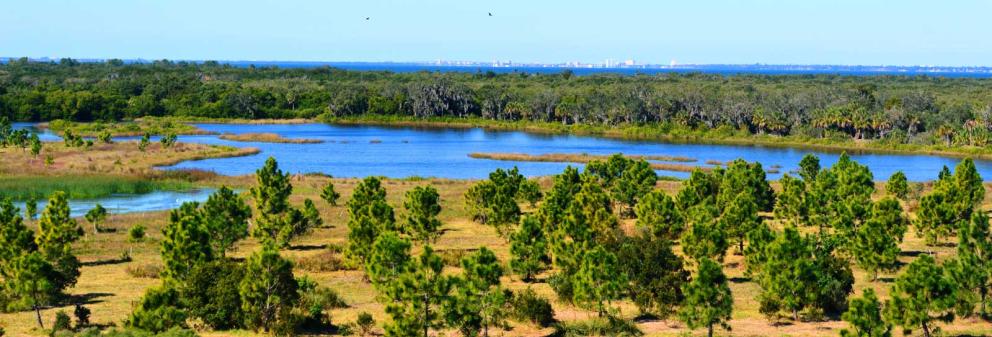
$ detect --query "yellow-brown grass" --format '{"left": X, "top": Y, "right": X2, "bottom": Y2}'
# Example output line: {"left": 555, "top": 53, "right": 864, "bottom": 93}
{"left": 219, "top": 132, "right": 323, "bottom": 144}
{"left": 0, "top": 142, "right": 259, "bottom": 177}
{"left": 3, "top": 165, "right": 992, "bottom": 337}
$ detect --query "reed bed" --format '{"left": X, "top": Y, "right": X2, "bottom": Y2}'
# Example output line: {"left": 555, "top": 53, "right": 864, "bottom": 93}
{"left": 468, "top": 152, "right": 709, "bottom": 172}
{"left": 219, "top": 132, "right": 323, "bottom": 144}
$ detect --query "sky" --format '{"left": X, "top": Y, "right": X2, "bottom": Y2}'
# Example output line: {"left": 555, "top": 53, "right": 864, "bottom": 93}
{"left": 1, "top": 0, "right": 990, "bottom": 66}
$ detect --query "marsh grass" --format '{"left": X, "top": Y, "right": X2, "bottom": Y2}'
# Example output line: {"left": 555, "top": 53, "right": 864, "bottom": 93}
{"left": 0, "top": 175, "right": 193, "bottom": 200}
{"left": 218, "top": 132, "right": 323, "bottom": 144}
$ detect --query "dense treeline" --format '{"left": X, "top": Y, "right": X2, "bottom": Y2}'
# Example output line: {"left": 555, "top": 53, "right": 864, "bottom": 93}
{"left": 4, "top": 59, "right": 992, "bottom": 147}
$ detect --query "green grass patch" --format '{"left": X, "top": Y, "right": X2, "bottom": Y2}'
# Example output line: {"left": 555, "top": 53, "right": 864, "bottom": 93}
{"left": 0, "top": 175, "right": 194, "bottom": 200}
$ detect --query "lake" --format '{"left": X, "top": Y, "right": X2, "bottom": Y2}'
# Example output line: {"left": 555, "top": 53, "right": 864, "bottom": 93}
{"left": 13, "top": 188, "right": 217, "bottom": 218}
{"left": 157, "top": 123, "right": 992, "bottom": 182}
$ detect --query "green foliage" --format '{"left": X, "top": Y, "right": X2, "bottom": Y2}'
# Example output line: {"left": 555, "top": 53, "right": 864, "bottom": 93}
{"left": 35, "top": 191, "right": 82, "bottom": 294}
{"left": 886, "top": 171, "right": 909, "bottom": 200}
{"left": 128, "top": 224, "right": 146, "bottom": 242}
{"left": 573, "top": 245, "right": 626, "bottom": 316}
{"left": 160, "top": 133, "right": 177, "bottom": 148}
{"left": 753, "top": 226, "right": 853, "bottom": 320}
{"left": 0, "top": 199, "right": 37, "bottom": 268}
{"left": 320, "top": 181, "right": 340, "bottom": 206}
{"left": 53, "top": 310, "right": 72, "bottom": 332}
{"left": 346, "top": 176, "right": 396, "bottom": 264}
{"left": 366, "top": 231, "right": 412, "bottom": 289}
{"left": 383, "top": 246, "right": 452, "bottom": 337}
{"left": 180, "top": 260, "right": 245, "bottom": 330}
{"left": 25, "top": 197, "right": 37, "bottom": 220}
{"left": 138, "top": 133, "right": 150, "bottom": 152}
{"left": 718, "top": 159, "right": 775, "bottom": 211}
{"left": 551, "top": 315, "right": 643, "bottom": 337}
{"left": 586, "top": 154, "right": 657, "bottom": 216}
{"left": 509, "top": 288, "right": 555, "bottom": 327}
{"left": 5, "top": 252, "right": 57, "bottom": 327}
{"left": 201, "top": 186, "right": 251, "bottom": 257}
{"left": 676, "top": 169, "right": 720, "bottom": 211}
{"left": 841, "top": 289, "right": 891, "bottom": 337}
{"left": 510, "top": 216, "right": 549, "bottom": 281}
{"left": 356, "top": 312, "right": 376, "bottom": 337}
{"left": 721, "top": 191, "right": 762, "bottom": 254}
{"left": 774, "top": 174, "right": 807, "bottom": 225}
{"left": 799, "top": 153, "right": 821, "bottom": 182}
{"left": 916, "top": 158, "right": 985, "bottom": 245}
{"left": 85, "top": 203, "right": 107, "bottom": 234}
{"left": 617, "top": 235, "right": 688, "bottom": 318}
{"left": 464, "top": 167, "right": 534, "bottom": 237}
{"left": 97, "top": 130, "right": 113, "bottom": 144}
{"left": 403, "top": 185, "right": 442, "bottom": 244}
{"left": 448, "top": 247, "right": 510, "bottom": 337}
{"left": 634, "top": 190, "right": 684, "bottom": 241}
{"left": 850, "top": 198, "right": 908, "bottom": 279}
{"left": 250, "top": 157, "right": 301, "bottom": 247}
{"left": 680, "top": 205, "right": 728, "bottom": 263}
{"left": 679, "top": 258, "right": 732, "bottom": 337}
{"left": 160, "top": 202, "right": 212, "bottom": 281}
{"left": 239, "top": 244, "right": 300, "bottom": 332}
{"left": 73, "top": 303, "right": 90, "bottom": 328}
{"left": 0, "top": 175, "right": 192, "bottom": 201}
{"left": 126, "top": 286, "right": 187, "bottom": 332}
{"left": 884, "top": 254, "right": 957, "bottom": 337}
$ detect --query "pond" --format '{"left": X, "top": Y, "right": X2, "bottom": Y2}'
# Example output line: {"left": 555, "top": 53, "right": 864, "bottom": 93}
{"left": 12, "top": 188, "right": 217, "bottom": 218}
{"left": 156, "top": 123, "right": 991, "bottom": 182}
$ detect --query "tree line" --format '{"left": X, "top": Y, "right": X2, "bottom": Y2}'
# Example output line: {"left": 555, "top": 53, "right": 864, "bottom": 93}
{"left": 4, "top": 59, "right": 992, "bottom": 147}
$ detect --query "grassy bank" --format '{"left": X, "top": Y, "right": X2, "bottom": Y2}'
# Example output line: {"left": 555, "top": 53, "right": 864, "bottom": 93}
{"left": 469, "top": 152, "right": 710, "bottom": 173}
{"left": 322, "top": 114, "right": 992, "bottom": 160}
{"left": 43, "top": 118, "right": 215, "bottom": 137}
{"left": 0, "top": 175, "right": 193, "bottom": 200}
{"left": 219, "top": 132, "right": 324, "bottom": 144}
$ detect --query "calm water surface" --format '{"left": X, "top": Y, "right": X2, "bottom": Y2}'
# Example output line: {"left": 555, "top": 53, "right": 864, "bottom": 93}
{"left": 155, "top": 123, "right": 992, "bottom": 182}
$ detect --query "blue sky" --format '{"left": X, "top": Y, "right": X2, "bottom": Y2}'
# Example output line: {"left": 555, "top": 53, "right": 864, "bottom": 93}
{"left": 1, "top": 0, "right": 989, "bottom": 66}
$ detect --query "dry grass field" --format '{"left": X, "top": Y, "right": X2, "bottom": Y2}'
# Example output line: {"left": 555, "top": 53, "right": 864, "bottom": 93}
{"left": 2, "top": 142, "right": 992, "bottom": 337}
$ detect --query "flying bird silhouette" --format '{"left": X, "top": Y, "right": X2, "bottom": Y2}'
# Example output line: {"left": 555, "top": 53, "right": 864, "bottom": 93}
{"left": 488, "top": 12, "right": 493, "bottom": 16}
{"left": 365, "top": 17, "right": 370, "bottom": 21}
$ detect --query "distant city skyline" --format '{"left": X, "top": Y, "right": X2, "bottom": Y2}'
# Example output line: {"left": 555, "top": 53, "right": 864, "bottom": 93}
{"left": 2, "top": 0, "right": 990, "bottom": 67}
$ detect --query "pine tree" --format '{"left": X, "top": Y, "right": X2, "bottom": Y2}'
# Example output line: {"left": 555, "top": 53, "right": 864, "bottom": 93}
{"left": 774, "top": 174, "right": 807, "bottom": 225}
{"left": 138, "top": 133, "right": 150, "bottom": 151}
{"left": 250, "top": 157, "right": 297, "bottom": 246}
{"left": 509, "top": 216, "right": 548, "bottom": 281}
{"left": 586, "top": 155, "right": 656, "bottom": 217}
{"left": 161, "top": 202, "right": 212, "bottom": 281}
{"left": 618, "top": 235, "right": 689, "bottom": 318}
{"left": 24, "top": 196, "right": 37, "bottom": 221}
{"left": 464, "top": 167, "right": 530, "bottom": 237}
{"left": 634, "top": 190, "right": 684, "bottom": 241}
{"left": 403, "top": 185, "right": 442, "bottom": 244}
{"left": 799, "top": 153, "right": 821, "bottom": 183}
{"left": 239, "top": 244, "right": 300, "bottom": 332}
{"left": 886, "top": 171, "right": 909, "bottom": 200}
{"left": 0, "top": 200, "right": 36, "bottom": 267}
{"left": 29, "top": 133, "right": 42, "bottom": 157}
{"left": 572, "top": 245, "right": 626, "bottom": 316}
{"left": 202, "top": 186, "right": 251, "bottom": 257}
{"left": 676, "top": 169, "right": 721, "bottom": 211}
{"left": 449, "top": 247, "right": 509, "bottom": 337}
{"left": 841, "top": 289, "right": 891, "bottom": 337}
{"left": 948, "top": 211, "right": 992, "bottom": 316}
{"left": 718, "top": 159, "right": 775, "bottom": 211}
{"left": 85, "top": 203, "right": 108, "bottom": 234}
{"left": 320, "top": 181, "right": 341, "bottom": 206}
{"left": 884, "top": 254, "right": 957, "bottom": 337}
{"left": 347, "top": 176, "right": 396, "bottom": 264}
{"left": 721, "top": 192, "right": 761, "bottom": 254}
{"left": 681, "top": 205, "right": 728, "bottom": 263}
{"left": 35, "top": 191, "right": 82, "bottom": 293}
{"left": 851, "top": 198, "right": 908, "bottom": 280}
{"left": 6, "top": 252, "right": 56, "bottom": 328}
{"left": 384, "top": 246, "right": 452, "bottom": 337}
{"left": 367, "top": 231, "right": 413, "bottom": 289}
{"left": 679, "top": 258, "right": 732, "bottom": 337}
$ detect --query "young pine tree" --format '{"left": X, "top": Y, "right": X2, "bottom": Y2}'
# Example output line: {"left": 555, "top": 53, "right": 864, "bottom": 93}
{"left": 679, "top": 258, "right": 733, "bottom": 337}
{"left": 509, "top": 216, "right": 549, "bottom": 282}
{"left": 841, "top": 289, "right": 891, "bottom": 337}
{"left": 884, "top": 254, "right": 957, "bottom": 337}
{"left": 202, "top": 186, "right": 251, "bottom": 257}
{"left": 403, "top": 185, "right": 442, "bottom": 244}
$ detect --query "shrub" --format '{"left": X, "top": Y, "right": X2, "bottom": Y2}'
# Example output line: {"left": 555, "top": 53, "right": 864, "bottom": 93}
{"left": 510, "top": 288, "right": 556, "bottom": 327}
{"left": 74, "top": 304, "right": 91, "bottom": 327}
{"left": 356, "top": 312, "right": 376, "bottom": 337}
{"left": 126, "top": 264, "right": 162, "bottom": 278}
{"left": 128, "top": 224, "right": 146, "bottom": 242}
{"left": 293, "top": 248, "right": 350, "bottom": 272}
{"left": 552, "top": 315, "right": 642, "bottom": 337}
{"left": 53, "top": 310, "right": 72, "bottom": 332}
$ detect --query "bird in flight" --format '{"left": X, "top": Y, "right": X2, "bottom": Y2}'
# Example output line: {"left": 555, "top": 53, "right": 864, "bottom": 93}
{"left": 488, "top": 12, "right": 493, "bottom": 16}
{"left": 365, "top": 17, "right": 370, "bottom": 21}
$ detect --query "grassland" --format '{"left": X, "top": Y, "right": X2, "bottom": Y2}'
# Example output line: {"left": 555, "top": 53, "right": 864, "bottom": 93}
{"left": 218, "top": 132, "right": 324, "bottom": 144}
{"left": 2, "top": 133, "right": 992, "bottom": 337}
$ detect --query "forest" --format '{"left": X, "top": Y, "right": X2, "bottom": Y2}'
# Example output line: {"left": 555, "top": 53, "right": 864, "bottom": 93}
{"left": 3, "top": 58, "right": 992, "bottom": 150}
